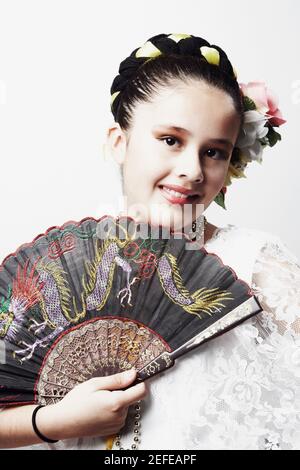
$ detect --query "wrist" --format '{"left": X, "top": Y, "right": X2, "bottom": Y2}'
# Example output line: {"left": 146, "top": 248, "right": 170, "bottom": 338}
{"left": 35, "top": 403, "right": 66, "bottom": 442}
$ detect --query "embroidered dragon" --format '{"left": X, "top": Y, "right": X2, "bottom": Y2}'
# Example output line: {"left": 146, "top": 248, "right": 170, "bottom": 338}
{"left": 0, "top": 231, "right": 233, "bottom": 363}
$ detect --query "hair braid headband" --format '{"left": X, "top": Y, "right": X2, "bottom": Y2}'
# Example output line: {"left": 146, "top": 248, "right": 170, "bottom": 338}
{"left": 110, "top": 33, "right": 286, "bottom": 208}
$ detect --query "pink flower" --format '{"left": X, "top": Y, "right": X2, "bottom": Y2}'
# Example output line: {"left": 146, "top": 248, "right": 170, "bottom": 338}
{"left": 240, "top": 81, "right": 286, "bottom": 127}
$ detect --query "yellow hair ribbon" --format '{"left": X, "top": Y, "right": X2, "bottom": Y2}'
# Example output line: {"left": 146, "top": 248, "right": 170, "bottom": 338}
{"left": 168, "top": 33, "right": 191, "bottom": 43}
{"left": 135, "top": 41, "right": 162, "bottom": 59}
{"left": 200, "top": 46, "right": 220, "bottom": 66}
{"left": 110, "top": 91, "right": 120, "bottom": 107}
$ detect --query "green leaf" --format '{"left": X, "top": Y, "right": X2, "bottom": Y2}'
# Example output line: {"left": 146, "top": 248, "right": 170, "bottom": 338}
{"left": 214, "top": 191, "right": 226, "bottom": 210}
{"left": 243, "top": 96, "right": 256, "bottom": 111}
{"left": 266, "top": 126, "right": 282, "bottom": 147}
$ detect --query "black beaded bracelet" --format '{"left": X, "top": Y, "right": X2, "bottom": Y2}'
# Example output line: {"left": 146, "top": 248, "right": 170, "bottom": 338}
{"left": 32, "top": 404, "right": 59, "bottom": 444}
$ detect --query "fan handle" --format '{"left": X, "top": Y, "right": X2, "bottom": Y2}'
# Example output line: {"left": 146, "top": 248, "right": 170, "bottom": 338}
{"left": 130, "top": 295, "right": 262, "bottom": 386}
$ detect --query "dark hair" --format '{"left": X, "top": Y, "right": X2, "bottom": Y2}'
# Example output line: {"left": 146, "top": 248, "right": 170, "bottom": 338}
{"left": 110, "top": 33, "right": 244, "bottom": 164}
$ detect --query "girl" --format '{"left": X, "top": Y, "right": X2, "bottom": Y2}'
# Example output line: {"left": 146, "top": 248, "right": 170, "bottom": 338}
{"left": 0, "top": 32, "right": 299, "bottom": 450}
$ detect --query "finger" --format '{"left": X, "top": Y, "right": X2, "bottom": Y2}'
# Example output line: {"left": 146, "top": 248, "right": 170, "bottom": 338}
{"left": 114, "top": 381, "right": 148, "bottom": 408}
{"left": 89, "top": 369, "right": 137, "bottom": 391}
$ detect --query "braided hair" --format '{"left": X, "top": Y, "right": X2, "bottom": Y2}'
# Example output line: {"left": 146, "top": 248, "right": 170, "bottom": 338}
{"left": 110, "top": 33, "right": 244, "bottom": 167}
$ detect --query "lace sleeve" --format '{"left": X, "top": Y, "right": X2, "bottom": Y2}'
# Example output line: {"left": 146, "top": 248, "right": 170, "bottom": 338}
{"left": 251, "top": 235, "right": 300, "bottom": 338}
{"left": 178, "top": 234, "right": 300, "bottom": 450}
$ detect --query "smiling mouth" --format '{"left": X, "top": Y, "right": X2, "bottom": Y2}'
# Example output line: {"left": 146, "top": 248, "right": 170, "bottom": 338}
{"left": 158, "top": 185, "right": 201, "bottom": 204}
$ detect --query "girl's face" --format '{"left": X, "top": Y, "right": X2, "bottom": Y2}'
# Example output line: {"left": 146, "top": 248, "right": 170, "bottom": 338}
{"left": 108, "top": 81, "right": 241, "bottom": 230}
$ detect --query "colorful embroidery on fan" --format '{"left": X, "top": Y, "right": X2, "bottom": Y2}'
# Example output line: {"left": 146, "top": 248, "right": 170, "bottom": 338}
{"left": 0, "top": 219, "right": 233, "bottom": 364}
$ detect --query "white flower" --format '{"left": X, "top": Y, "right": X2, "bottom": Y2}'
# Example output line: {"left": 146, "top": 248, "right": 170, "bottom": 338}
{"left": 236, "top": 110, "right": 269, "bottom": 163}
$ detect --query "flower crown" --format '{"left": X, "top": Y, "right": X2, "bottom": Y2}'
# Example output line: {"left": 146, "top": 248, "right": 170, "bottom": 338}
{"left": 214, "top": 78, "right": 286, "bottom": 208}
{"left": 110, "top": 33, "right": 286, "bottom": 208}
{"left": 227, "top": 81, "right": 286, "bottom": 183}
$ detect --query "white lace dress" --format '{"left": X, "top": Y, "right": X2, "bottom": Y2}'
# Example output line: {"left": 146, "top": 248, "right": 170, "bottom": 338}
{"left": 3, "top": 224, "right": 300, "bottom": 450}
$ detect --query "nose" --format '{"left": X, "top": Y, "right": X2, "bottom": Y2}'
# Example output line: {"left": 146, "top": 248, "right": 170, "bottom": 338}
{"left": 173, "top": 147, "right": 204, "bottom": 183}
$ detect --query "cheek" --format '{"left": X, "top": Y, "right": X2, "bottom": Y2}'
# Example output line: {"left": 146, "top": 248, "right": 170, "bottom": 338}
{"left": 122, "top": 150, "right": 146, "bottom": 185}
{"left": 122, "top": 152, "right": 160, "bottom": 199}
{"left": 124, "top": 142, "right": 169, "bottom": 188}
{"left": 204, "top": 162, "right": 229, "bottom": 190}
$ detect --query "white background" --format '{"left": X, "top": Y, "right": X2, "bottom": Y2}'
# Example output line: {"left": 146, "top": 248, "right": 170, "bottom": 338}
{"left": 0, "top": 0, "right": 299, "bottom": 262}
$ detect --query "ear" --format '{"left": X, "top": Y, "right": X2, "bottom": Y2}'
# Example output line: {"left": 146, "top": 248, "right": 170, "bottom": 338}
{"left": 105, "top": 122, "right": 128, "bottom": 165}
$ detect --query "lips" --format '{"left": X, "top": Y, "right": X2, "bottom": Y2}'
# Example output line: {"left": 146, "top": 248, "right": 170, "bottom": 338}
{"left": 161, "top": 184, "right": 200, "bottom": 196}
{"left": 158, "top": 184, "right": 201, "bottom": 205}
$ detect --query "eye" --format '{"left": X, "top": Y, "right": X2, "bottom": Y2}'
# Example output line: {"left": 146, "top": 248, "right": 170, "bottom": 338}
{"left": 205, "top": 148, "right": 228, "bottom": 160}
{"left": 159, "top": 136, "right": 181, "bottom": 147}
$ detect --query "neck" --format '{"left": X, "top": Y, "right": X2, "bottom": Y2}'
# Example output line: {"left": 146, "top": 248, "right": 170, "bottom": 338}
{"left": 204, "top": 221, "right": 219, "bottom": 244}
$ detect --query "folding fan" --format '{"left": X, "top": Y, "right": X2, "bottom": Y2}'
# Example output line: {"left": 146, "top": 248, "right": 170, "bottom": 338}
{"left": 0, "top": 215, "right": 262, "bottom": 407}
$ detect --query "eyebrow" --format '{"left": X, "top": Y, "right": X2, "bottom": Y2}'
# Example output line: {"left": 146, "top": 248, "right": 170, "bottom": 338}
{"left": 152, "top": 124, "right": 234, "bottom": 150}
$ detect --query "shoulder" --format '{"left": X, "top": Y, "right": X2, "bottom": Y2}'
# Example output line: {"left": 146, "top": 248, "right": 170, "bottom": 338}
{"left": 204, "top": 224, "right": 276, "bottom": 285}
{"left": 216, "top": 223, "right": 289, "bottom": 250}
{"left": 206, "top": 223, "right": 299, "bottom": 282}
{"left": 223, "top": 224, "right": 299, "bottom": 266}
{"left": 212, "top": 223, "right": 280, "bottom": 250}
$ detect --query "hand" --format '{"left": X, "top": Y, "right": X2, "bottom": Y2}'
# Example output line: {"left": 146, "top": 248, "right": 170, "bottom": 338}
{"left": 36, "top": 368, "right": 147, "bottom": 440}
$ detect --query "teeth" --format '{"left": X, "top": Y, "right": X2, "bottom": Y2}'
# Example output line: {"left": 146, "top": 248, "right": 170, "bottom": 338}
{"left": 163, "top": 187, "right": 192, "bottom": 199}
